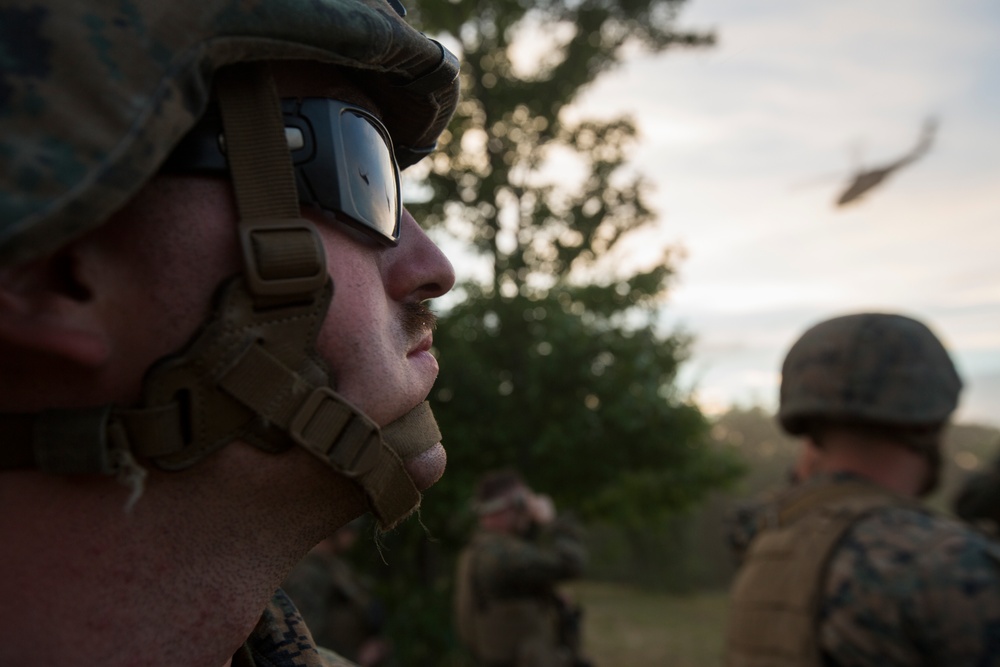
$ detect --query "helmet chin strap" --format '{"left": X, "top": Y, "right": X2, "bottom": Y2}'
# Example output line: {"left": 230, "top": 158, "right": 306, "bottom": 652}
{"left": 0, "top": 63, "right": 440, "bottom": 531}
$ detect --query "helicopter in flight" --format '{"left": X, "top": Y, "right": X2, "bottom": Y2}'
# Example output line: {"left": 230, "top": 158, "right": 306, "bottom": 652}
{"left": 834, "top": 117, "right": 938, "bottom": 207}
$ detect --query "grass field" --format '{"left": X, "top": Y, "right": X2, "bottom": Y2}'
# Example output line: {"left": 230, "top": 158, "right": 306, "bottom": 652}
{"left": 569, "top": 581, "right": 730, "bottom": 667}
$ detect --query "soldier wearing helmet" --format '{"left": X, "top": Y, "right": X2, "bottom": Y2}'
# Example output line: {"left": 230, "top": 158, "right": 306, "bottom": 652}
{"left": 724, "top": 312, "right": 1000, "bottom": 667}
{"left": 454, "top": 468, "right": 592, "bottom": 667}
{"left": 0, "top": 0, "right": 460, "bottom": 665}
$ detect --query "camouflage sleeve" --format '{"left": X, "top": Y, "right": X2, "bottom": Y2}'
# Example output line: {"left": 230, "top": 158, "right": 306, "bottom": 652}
{"left": 819, "top": 508, "right": 1000, "bottom": 667}
{"left": 541, "top": 515, "right": 588, "bottom": 576}
{"left": 475, "top": 521, "right": 586, "bottom": 598}
{"left": 240, "top": 589, "right": 360, "bottom": 667}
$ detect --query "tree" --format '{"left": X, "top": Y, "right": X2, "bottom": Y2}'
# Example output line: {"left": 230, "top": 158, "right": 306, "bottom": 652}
{"left": 406, "top": 0, "right": 714, "bottom": 298}
{"left": 401, "top": 0, "right": 740, "bottom": 522}
{"left": 356, "top": 1, "right": 744, "bottom": 662}
{"left": 429, "top": 283, "right": 737, "bottom": 528}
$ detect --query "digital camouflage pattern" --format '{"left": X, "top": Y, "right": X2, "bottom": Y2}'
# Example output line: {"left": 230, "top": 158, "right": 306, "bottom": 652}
{"left": 728, "top": 473, "right": 1000, "bottom": 667}
{"left": 234, "top": 589, "right": 359, "bottom": 667}
{"left": 820, "top": 500, "right": 1000, "bottom": 665}
{"left": 0, "top": 0, "right": 459, "bottom": 266}
{"left": 779, "top": 313, "right": 962, "bottom": 434}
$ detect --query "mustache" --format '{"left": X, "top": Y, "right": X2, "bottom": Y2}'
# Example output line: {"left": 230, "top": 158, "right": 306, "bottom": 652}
{"left": 402, "top": 301, "right": 438, "bottom": 338}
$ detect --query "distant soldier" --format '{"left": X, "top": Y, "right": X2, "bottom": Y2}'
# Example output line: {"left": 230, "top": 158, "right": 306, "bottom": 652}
{"left": 725, "top": 312, "right": 1000, "bottom": 667}
{"left": 724, "top": 441, "right": 821, "bottom": 564}
{"left": 953, "top": 449, "right": 1000, "bottom": 537}
{"left": 283, "top": 520, "right": 392, "bottom": 666}
{"left": 454, "top": 469, "right": 592, "bottom": 667}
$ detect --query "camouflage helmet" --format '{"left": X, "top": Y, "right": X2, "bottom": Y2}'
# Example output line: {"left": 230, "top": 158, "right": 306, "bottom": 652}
{"left": 0, "top": 0, "right": 459, "bottom": 266}
{"left": 778, "top": 312, "right": 963, "bottom": 435}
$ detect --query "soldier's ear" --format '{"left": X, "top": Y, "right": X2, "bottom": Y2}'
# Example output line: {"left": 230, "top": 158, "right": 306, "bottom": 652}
{"left": 0, "top": 248, "right": 111, "bottom": 368}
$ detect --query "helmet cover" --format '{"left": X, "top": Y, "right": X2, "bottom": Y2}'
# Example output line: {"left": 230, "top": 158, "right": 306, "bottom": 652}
{"left": 778, "top": 312, "right": 963, "bottom": 435}
{"left": 0, "top": 0, "right": 459, "bottom": 265}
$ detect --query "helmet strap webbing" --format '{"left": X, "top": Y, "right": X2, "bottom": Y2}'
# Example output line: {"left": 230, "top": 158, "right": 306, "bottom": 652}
{"left": 0, "top": 63, "right": 439, "bottom": 530}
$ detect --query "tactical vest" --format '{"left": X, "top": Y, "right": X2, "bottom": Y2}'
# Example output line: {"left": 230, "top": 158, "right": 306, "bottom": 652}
{"left": 455, "top": 533, "right": 570, "bottom": 667}
{"left": 724, "top": 480, "right": 922, "bottom": 667}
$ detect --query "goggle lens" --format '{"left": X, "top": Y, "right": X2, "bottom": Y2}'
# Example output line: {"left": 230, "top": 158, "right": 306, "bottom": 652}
{"left": 338, "top": 109, "right": 400, "bottom": 243}
{"left": 161, "top": 98, "right": 402, "bottom": 246}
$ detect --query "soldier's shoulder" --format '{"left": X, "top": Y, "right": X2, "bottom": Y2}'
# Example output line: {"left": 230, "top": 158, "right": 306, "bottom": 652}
{"left": 820, "top": 506, "right": 1000, "bottom": 664}
{"left": 848, "top": 505, "right": 1000, "bottom": 559}
{"left": 828, "top": 505, "right": 1000, "bottom": 599}
{"left": 243, "top": 590, "right": 360, "bottom": 667}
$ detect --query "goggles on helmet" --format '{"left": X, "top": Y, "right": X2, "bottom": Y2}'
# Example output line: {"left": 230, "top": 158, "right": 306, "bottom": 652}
{"left": 163, "top": 98, "right": 401, "bottom": 246}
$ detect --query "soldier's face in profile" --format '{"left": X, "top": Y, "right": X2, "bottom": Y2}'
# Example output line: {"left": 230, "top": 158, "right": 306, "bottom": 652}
{"left": 271, "top": 62, "right": 455, "bottom": 493}
{"left": 84, "top": 63, "right": 457, "bottom": 532}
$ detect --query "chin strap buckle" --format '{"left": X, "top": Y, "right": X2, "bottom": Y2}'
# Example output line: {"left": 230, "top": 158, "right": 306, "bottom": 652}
{"left": 289, "top": 387, "right": 381, "bottom": 478}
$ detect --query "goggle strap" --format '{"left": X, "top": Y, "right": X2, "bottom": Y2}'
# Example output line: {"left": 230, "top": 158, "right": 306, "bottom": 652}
{"left": 214, "top": 64, "right": 326, "bottom": 305}
{"left": 214, "top": 63, "right": 299, "bottom": 220}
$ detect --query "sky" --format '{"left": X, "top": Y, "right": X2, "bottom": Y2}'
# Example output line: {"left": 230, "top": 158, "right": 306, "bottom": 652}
{"left": 562, "top": 0, "right": 1000, "bottom": 426}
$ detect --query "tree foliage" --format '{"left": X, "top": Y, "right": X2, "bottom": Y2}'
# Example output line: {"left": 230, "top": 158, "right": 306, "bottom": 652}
{"left": 351, "top": 1, "right": 745, "bottom": 663}
{"left": 429, "top": 283, "right": 739, "bottom": 529}
{"left": 405, "top": 0, "right": 714, "bottom": 302}
{"left": 399, "top": 0, "right": 739, "bottom": 524}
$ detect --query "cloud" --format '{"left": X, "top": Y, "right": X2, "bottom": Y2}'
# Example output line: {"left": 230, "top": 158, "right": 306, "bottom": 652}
{"left": 434, "top": 0, "right": 1000, "bottom": 427}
